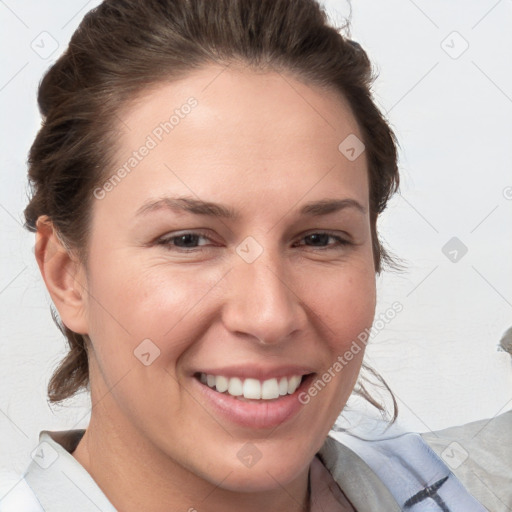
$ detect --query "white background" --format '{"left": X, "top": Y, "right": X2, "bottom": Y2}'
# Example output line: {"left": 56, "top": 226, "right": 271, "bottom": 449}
{"left": 1, "top": 0, "right": 511, "bottom": 475}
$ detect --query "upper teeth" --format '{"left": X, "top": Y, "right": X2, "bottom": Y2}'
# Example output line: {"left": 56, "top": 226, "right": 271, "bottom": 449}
{"left": 199, "top": 373, "right": 303, "bottom": 400}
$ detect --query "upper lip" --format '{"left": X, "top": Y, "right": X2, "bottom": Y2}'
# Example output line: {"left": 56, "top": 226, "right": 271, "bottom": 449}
{"left": 193, "top": 365, "right": 316, "bottom": 381}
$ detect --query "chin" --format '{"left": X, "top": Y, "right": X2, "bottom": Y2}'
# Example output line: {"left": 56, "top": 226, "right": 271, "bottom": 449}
{"left": 221, "top": 464, "right": 307, "bottom": 493}
{"left": 204, "top": 444, "right": 313, "bottom": 493}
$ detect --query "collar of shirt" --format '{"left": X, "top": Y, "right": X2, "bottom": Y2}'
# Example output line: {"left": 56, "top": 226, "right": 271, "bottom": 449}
{"left": 309, "top": 454, "right": 356, "bottom": 511}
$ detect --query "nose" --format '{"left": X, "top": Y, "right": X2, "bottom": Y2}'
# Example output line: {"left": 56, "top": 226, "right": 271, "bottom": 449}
{"left": 221, "top": 247, "right": 307, "bottom": 345}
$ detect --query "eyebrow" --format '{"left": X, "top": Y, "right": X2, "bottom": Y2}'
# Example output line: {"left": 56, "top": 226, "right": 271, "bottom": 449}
{"left": 300, "top": 198, "right": 367, "bottom": 216}
{"left": 136, "top": 196, "right": 238, "bottom": 219}
{"left": 135, "top": 196, "right": 367, "bottom": 219}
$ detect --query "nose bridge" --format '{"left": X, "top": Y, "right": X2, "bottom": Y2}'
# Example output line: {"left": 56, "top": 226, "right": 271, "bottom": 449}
{"left": 222, "top": 242, "right": 304, "bottom": 344}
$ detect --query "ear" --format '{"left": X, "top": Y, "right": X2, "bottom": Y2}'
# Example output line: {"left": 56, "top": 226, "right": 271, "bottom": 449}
{"left": 34, "top": 216, "right": 89, "bottom": 335}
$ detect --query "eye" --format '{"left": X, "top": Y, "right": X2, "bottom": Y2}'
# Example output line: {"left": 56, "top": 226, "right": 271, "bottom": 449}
{"left": 156, "top": 231, "right": 214, "bottom": 250}
{"left": 294, "top": 232, "right": 350, "bottom": 250}
{"left": 154, "top": 230, "right": 351, "bottom": 253}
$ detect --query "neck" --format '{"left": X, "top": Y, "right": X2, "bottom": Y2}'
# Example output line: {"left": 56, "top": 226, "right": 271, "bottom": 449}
{"left": 72, "top": 396, "right": 310, "bottom": 512}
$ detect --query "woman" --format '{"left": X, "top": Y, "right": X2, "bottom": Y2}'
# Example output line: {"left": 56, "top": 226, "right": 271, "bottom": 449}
{"left": 1, "top": 0, "right": 510, "bottom": 510}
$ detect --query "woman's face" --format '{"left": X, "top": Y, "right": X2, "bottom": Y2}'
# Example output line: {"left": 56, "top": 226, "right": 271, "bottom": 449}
{"left": 78, "top": 64, "right": 376, "bottom": 491}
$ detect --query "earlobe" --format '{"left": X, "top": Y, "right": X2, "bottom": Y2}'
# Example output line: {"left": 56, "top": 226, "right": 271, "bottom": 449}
{"left": 35, "top": 216, "right": 89, "bottom": 335}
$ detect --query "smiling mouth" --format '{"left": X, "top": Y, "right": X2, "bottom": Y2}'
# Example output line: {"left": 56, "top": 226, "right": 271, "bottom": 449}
{"left": 194, "top": 372, "right": 312, "bottom": 401}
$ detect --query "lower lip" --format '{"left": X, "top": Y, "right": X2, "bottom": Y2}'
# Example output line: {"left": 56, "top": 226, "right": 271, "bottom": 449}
{"left": 193, "top": 374, "right": 315, "bottom": 429}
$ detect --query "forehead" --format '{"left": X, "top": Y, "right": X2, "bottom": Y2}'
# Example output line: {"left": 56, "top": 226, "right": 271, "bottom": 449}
{"left": 103, "top": 64, "right": 369, "bottom": 216}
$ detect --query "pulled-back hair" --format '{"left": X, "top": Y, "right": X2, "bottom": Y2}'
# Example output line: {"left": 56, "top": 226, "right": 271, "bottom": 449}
{"left": 25, "top": 0, "right": 400, "bottom": 412}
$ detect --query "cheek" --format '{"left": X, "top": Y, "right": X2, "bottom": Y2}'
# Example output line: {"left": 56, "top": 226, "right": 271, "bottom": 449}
{"left": 299, "top": 260, "right": 375, "bottom": 402}
{"left": 84, "top": 257, "right": 223, "bottom": 368}
{"left": 82, "top": 260, "right": 214, "bottom": 424}
{"left": 302, "top": 260, "right": 376, "bottom": 347}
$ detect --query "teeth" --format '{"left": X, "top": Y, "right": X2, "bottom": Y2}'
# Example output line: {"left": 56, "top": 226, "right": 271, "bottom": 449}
{"left": 287, "top": 375, "right": 301, "bottom": 395}
{"left": 243, "top": 378, "right": 261, "bottom": 399}
{"left": 278, "top": 377, "right": 288, "bottom": 396}
{"left": 228, "top": 377, "right": 243, "bottom": 396}
{"left": 199, "top": 373, "right": 304, "bottom": 400}
{"left": 261, "top": 378, "right": 279, "bottom": 399}
{"left": 215, "top": 375, "right": 229, "bottom": 393}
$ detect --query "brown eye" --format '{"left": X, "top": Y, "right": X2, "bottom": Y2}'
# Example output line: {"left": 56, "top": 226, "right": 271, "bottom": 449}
{"left": 304, "top": 233, "right": 330, "bottom": 246}
{"left": 171, "top": 234, "right": 203, "bottom": 248}
{"left": 296, "top": 232, "right": 350, "bottom": 249}
{"left": 157, "top": 231, "right": 212, "bottom": 250}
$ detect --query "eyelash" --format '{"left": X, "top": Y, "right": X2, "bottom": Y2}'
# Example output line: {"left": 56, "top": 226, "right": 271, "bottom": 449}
{"left": 155, "top": 230, "right": 351, "bottom": 252}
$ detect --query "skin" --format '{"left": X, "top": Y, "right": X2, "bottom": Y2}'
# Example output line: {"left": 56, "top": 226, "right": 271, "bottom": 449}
{"left": 36, "top": 63, "right": 376, "bottom": 512}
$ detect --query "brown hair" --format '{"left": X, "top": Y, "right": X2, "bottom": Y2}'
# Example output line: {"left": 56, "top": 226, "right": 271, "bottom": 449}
{"left": 25, "top": 0, "right": 400, "bottom": 416}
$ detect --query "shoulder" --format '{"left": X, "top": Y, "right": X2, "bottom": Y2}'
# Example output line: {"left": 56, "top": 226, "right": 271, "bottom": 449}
{"left": 422, "top": 410, "right": 512, "bottom": 511}
{"left": 0, "top": 474, "right": 43, "bottom": 512}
